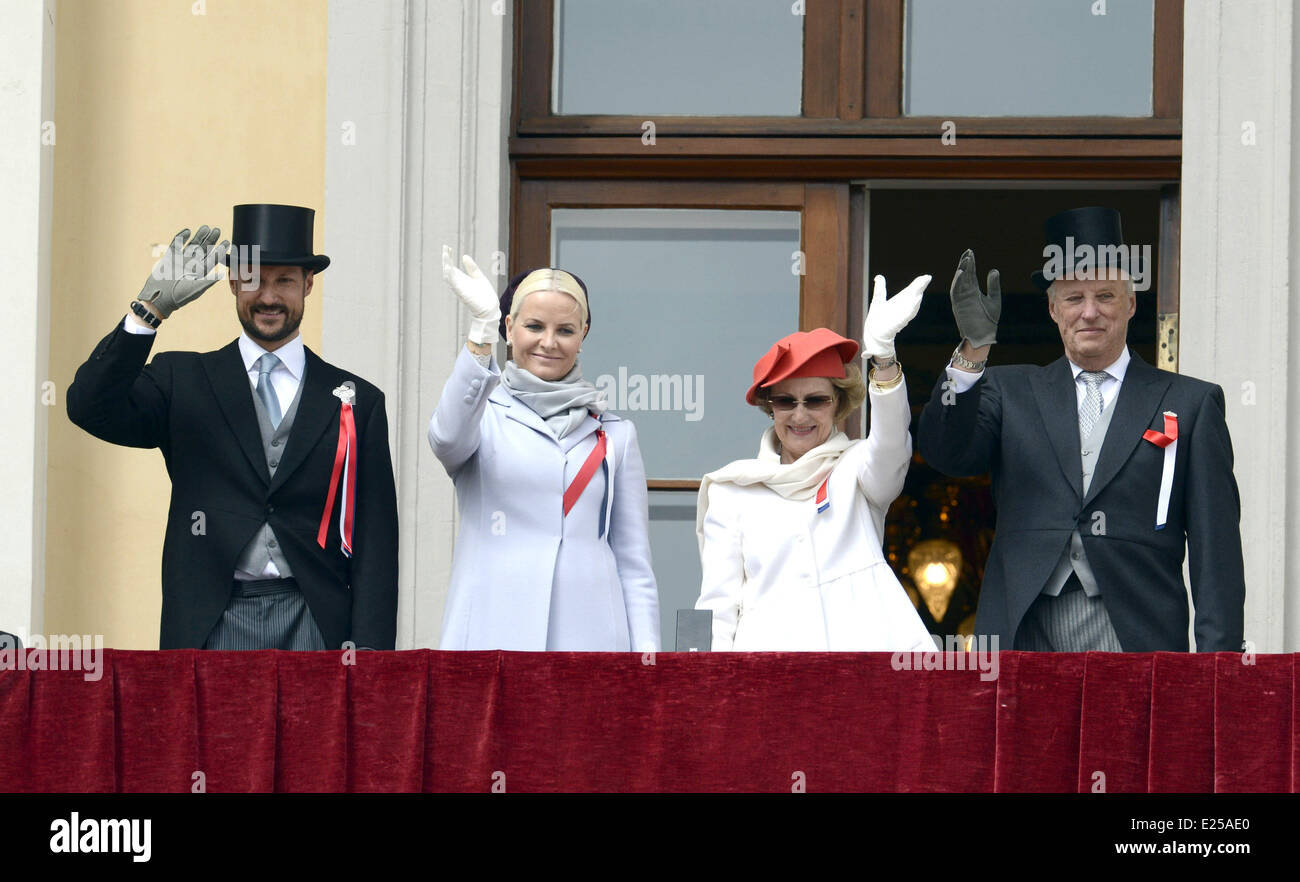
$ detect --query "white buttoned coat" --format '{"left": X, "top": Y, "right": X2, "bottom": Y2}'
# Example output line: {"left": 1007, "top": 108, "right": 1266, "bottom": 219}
{"left": 696, "top": 381, "right": 934, "bottom": 651}
{"left": 429, "top": 347, "right": 660, "bottom": 651}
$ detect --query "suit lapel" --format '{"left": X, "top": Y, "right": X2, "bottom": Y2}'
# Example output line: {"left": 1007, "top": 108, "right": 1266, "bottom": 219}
{"left": 270, "top": 346, "right": 341, "bottom": 494}
{"left": 490, "top": 385, "right": 553, "bottom": 439}
{"left": 202, "top": 341, "right": 271, "bottom": 484}
{"left": 1082, "top": 350, "right": 1172, "bottom": 508}
{"left": 490, "top": 386, "right": 610, "bottom": 452}
{"left": 1030, "top": 356, "right": 1083, "bottom": 501}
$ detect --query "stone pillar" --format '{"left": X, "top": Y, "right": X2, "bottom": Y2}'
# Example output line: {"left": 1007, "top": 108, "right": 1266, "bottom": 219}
{"left": 0, "top": 0, "right": 56, "bottom": 639}
{"left": 1181, "top": 0, "right": 1296, "bottom": 650}
{"left": 325, "top": 0, "right": 511, "bottom": 647}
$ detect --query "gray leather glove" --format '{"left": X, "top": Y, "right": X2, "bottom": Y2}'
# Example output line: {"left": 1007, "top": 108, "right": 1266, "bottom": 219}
{"left": 949, "top": 248, "right": 1001, "bottom": 349}
{"left": 136, "top": 226, "right": 230, "bottom": 319}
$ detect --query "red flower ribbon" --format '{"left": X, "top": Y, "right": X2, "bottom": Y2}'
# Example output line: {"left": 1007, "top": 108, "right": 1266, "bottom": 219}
{"left": 563, "top": 429, "right": 606, "bottom": 517}
{"left": 1143, "top": 412, "right": 1178, "bottom": 447}
{"left": 317, "top": 402, "right": 357, "bottom": 557}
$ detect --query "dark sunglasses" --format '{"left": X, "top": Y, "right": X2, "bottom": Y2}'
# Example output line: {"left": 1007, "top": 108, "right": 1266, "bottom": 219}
{"left": 769, "top": 395, "right": 835, "bottom": 412}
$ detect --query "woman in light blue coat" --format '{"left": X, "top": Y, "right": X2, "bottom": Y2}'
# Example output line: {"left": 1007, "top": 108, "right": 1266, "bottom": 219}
{"left": 428, "top": 248, "right": 660, "bottom": 651}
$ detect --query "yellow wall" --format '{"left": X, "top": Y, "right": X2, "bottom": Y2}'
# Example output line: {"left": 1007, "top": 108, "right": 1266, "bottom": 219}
{"left": 46, "top": 0, "right": 328, "bottom": 648}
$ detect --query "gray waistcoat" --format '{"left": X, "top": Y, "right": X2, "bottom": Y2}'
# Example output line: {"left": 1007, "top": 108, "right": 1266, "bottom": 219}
{"left": 1041, "top": 382, "right": 1121, "bottom": 597}
{"left": 233, "top": 368, "right": 306, "bottom": 580}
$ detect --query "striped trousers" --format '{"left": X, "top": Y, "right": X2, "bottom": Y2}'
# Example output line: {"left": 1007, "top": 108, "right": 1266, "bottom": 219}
{"left": 202, "top": 578, "right": 328, "bottom": 651}
{"left": 1015, "top": 574, "right": 1124, "bottom": 652}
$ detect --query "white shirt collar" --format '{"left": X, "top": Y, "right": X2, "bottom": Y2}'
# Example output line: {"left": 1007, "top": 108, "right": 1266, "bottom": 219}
{"left": 1068, "top": 346, "right": 1130, "bottom": 384}
{"left": 238, "top": 331, "right": 305, "bottom": 381}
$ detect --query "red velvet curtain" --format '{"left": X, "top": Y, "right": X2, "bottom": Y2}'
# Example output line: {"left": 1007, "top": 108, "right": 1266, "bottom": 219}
{"left": 1, "top": 650, "right": 1293, "bottom": 792}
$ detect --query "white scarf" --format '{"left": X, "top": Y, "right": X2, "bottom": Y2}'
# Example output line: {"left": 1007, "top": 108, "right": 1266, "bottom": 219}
{"left": 695, "top": 428, "right": 855, "bottom": 551}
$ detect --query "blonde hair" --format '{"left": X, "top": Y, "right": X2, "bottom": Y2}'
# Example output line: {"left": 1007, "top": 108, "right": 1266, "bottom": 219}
{"left": 509, "top": 268, "right": 589, "bottom": 327}
{"left": 752, "top": 362, "right": 866, "bottom": 424}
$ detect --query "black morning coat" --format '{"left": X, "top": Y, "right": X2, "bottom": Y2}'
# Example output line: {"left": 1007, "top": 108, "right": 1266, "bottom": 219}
{"left": 67, "top": 322, "right": 399, "bottom": 650}
{"left": 917, "top": 349, "right": 1246, "bottom": 652}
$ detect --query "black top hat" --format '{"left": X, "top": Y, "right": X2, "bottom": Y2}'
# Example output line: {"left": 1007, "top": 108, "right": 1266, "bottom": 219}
{"left": 1031, "top": 206, "right": 1137, "bottom": 290}
{"left": 225, "top": 204, "right": 330, "bottom": 273}
{"left": 498, "top": 267, "right": 591, "bottom": 339}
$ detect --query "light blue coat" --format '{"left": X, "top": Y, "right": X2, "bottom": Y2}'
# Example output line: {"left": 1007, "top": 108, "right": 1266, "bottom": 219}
{"left": 429, "top": 347, "right": 661, "bottom": 651}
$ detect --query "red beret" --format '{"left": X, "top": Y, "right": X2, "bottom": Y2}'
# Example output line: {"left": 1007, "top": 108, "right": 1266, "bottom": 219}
{"left": 745, "top": 328, "right": 860, "bottom": 405}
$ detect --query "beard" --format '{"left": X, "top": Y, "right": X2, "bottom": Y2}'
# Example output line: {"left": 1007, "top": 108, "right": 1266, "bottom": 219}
{"left": 239, "top": 303, "right": 303, "bottom": 345}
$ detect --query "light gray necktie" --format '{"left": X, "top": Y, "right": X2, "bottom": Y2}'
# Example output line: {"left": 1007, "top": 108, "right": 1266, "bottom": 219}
{"left": 1078, "top": 370, "right": 1108, "bottom": 439}
{"left": 256, "top": 353, "right": 283, "bottom": 428}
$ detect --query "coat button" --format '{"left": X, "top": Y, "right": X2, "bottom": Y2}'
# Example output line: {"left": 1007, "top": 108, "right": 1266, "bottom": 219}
{"left": 463, "top": 395, "right": 474, "bottom": 404}
{"left": 266, "top": 504, "right": 275, "bottom": 515}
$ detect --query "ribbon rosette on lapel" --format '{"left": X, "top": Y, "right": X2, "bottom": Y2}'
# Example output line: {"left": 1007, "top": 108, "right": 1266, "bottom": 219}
{"left": 1142, "top": 411, "right": 1178, "bottom": 530}
{"left": 318, "top": 382, "right": 357, "bottom": 556}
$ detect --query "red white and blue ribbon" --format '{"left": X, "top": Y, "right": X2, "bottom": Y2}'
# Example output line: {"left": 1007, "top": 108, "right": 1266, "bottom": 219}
{"left": 1142, "top": 411, "right": 1178, "bottom": 531}
{"left": 562, "top": 427, "right": 618, "bottom": 537}
{"left": 318, "top": 384, "right": 357, "bottom": 556}
{"left": 816, "top": 477, "right": 830, "bottom": 514}
{"left": 564, "top": 428, "right": 611, "bottom": 536}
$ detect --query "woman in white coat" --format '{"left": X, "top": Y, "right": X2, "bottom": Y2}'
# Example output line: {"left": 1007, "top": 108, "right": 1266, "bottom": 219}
{"left": 429, "top": 249, "right": 660, "bottom": 651}
{"left": 695, "top": 274, "right": 937, "bottom": 652}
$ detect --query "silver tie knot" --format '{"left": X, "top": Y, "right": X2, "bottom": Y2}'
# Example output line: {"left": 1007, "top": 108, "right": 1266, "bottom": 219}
{"left": 1081, "top": 370, "right": 1107, "bottom": 389}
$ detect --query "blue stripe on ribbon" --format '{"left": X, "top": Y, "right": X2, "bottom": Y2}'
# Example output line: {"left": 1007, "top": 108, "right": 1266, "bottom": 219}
{"left": 598, "top": 459, "right": 609, "bottom": 538}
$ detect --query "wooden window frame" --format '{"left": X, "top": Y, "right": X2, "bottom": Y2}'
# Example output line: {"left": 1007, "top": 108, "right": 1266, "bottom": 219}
{"left": 516, "top": 0, "right": 1182, "bottom": 139}
{"left": 513, "top": 180, "right": 850, "bottom": 332}
{"left": 511, "top": 0, "right": 1184, "bottom": 489}
{"left": 512, "top": 180, "right": 857, "bottom": 488}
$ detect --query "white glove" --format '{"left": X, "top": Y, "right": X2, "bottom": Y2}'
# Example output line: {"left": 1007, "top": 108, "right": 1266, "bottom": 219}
{"left": 442, "top": 245, "right": 501, "bottom": 345}
{"left": 137, "top": 226, "right": 230, "bottom": 319}
{"left": 863, "top": 274, "right": 930, "bottom": 361}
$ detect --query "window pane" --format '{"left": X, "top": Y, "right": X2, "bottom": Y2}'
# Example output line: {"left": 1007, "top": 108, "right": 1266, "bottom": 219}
{"left": 553, "top": 0, "right": 803, "bottom": 116}
{"left": 904, "top": 0, "right": 1154, "bottom": 117}
{"left": 647, "top": 490, "right": 704, "bottom": 650}
{"left": 550, "top": 208, "right": 801, "bottom": 480}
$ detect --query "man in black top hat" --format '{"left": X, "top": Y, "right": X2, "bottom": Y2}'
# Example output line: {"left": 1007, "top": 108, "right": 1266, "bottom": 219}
{"left": 67, "top": 205, "right": 398, "bottom": 650}
{"left": 917, "top": 206, "right": 1245, "bottom": 652}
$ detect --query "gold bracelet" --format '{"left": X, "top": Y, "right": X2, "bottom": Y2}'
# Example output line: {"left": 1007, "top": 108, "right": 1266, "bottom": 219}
{"left": 869, "top": 361, "right": 904, "bottom": 391}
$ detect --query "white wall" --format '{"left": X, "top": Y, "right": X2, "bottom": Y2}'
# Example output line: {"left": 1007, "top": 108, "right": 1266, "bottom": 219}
{"left": 0, "top": 0, "right": 56, "bottom": 638}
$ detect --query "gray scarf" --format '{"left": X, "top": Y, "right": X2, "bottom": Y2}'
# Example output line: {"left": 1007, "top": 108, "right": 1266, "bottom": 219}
{"left": 501, "top": 360, "right": 607, "bottom": 439}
